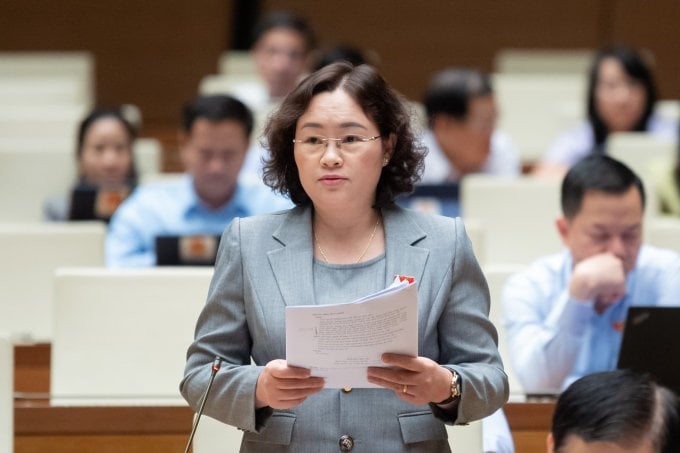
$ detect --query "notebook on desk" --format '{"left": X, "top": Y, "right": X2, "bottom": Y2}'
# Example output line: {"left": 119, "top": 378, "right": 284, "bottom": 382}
{"left": 617, "top": 306, "right": 680, "bottom": 395}
{"left": 396, "top": 183, "right": 460, "bottom": 218}
{"left": 155, "top": 234, "right": 221, "bottom": 266}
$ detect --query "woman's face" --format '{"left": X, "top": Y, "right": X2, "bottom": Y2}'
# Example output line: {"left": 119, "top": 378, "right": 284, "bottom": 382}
{"left": 79, "top": 117, "right": 133, "bottom": 187}
{"left": 594, "top": 58, "right": 647, "bottom": 132}
{"left": 293, "top": 88, "right": 391, "bottom": 212}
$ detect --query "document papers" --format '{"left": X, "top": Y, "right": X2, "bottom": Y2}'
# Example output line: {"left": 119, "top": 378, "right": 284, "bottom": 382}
{"left": 285, "top": 276, "right": 418, "bottom": 388}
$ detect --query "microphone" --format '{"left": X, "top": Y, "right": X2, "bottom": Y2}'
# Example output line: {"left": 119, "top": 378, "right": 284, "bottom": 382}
{"left": 184, "top": 356, "right": 222, "bottom": 453}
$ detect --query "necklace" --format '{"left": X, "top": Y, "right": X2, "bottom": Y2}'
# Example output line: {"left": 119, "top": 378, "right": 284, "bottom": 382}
{"left": 315, "top": 216, "right": 381, "bottom": 264}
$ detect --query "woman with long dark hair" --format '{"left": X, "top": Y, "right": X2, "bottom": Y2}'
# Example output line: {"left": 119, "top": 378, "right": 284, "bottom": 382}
{"left": 534, "top": 46, "right": 676, "bottom": 177}
{"left": 44, "top": 107, "right": 137, "bottom": 221}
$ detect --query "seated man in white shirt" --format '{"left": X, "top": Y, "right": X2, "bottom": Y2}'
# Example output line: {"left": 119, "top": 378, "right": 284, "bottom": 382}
{"left": 420, "top": 68, "right": 521, "bottom": 183}
{"left": 106, "top": 94, "right": 292, "bottom": 267}
{"left": 503, "top": 155, "right": 680, "bottom": 394}
{"left": 231, "top": 10, "right": 316, "bottom": 115}
{"left": 252, "top": 11, "right": 315, "bottom": 102}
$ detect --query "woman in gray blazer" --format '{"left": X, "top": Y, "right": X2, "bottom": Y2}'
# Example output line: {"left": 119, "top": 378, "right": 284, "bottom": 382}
{"left": 181, "top": 62, "right": 508, "bottom": 452}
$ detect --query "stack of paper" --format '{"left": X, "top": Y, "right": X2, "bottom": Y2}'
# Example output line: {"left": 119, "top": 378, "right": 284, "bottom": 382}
{"left": 285, "top": 276, "right": 418, "bottom": 388}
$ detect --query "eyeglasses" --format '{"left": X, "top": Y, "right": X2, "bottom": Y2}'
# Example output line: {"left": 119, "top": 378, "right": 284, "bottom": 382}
{"left": 292, "top": 134, "right": 381, "bottom": 153}
{"left": 596, "top": 79, "right": 643, "bottom": 97}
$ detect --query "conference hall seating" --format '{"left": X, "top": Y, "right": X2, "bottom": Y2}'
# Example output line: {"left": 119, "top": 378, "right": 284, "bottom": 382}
{"left": 0, "top": 222, "right": 105, "bottom": 342}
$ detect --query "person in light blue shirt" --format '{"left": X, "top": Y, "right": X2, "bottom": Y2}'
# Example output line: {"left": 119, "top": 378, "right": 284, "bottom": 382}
{"left": 502, "top": 155, "right": 680, "bottom": 394}
{"left": 106, "top": 94, "right": 292, "bottom": 267}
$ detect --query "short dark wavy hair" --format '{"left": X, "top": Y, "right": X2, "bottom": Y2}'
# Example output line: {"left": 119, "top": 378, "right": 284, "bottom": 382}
{"left": 262, "top": 62, "right": 425, "bottom": 207}
{"left": 181, "top": 94, "right": 254, "bottom": 137}
{"left": 551, "top": 370, "right": 680, "bottom": 452}
{"left": 561, "top": 154, "right": 645, "bottom": 219}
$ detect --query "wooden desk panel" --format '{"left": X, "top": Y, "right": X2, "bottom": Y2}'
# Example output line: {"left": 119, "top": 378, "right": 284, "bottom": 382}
{"left": 506, "top": 401, "right": 554, "bottom": 452}
{"left": 14, "top": 343, "right": 555, "bottom": 452}
{"left": 15, "top": 400, "right": 553, "bottom": 453}
{"left": 505, "top": 401, "right": 554, "bottom": 429}
{"left": 16, "top": 434, "right": 189, "bottom": 453}
{"left": 15, "top": 401, "right": 193, "bottom": 453}
{"left": 14, "top": 343, "right": 50, "bottom": 394}
{"left": 15, "top": 402, "right": 193, "bottom": 434}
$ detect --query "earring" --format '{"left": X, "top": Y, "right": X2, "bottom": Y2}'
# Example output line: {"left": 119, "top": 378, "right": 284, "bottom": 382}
{"left": 383, "top": 157, "right": 389, "bottom": 167}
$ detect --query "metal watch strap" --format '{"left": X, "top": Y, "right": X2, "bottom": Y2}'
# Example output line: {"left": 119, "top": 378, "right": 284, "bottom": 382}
{"left": 436, "top": 369, "right": 461, "bottom": 405}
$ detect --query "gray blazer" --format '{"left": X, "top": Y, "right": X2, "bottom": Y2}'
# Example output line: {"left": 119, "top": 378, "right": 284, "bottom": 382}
{"left": 181, "top": 205, "right": 508, "bottom": 453}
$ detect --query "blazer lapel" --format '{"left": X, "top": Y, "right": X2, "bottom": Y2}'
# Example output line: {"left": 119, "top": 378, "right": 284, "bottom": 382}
{"left": 267, "top": 206, "right": 429, "bottom": 306}
{"left": 383, "top": 207, "right": 429, "bottom": 288}
{"left": 268, "top": 206, "right": 316, "bottom": 307}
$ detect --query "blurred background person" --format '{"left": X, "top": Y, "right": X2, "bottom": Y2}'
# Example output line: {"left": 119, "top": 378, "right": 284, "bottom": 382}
{"left": 44, "top": 107, "right": 138, "bottom": 222}
{"left": 534, "top": 46, "right": 677, "bottom": 178}
{"left": 548, "top": 370, "right": 680, "bottom": 453}
{"left": 238, "top": 11, "right": 317, "bottom": 186}
{"left": 420, "top": 68, "right": 521, "bottom": 184}
{"left": 106, "top": 94, "right": 292, "bottom": 267}
{"left": 233, "top": 10, "right": 316, "bottom": 113}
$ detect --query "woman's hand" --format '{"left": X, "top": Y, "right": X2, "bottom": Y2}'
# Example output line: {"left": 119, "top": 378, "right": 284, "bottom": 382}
{"left": 366, "top": 353, "right": 453, "bottom": 405}
{"left": 255, "top": 359, "right": 325, "bottom": 409}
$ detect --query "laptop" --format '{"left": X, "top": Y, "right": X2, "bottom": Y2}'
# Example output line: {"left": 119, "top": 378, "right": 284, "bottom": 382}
{"left": 155, "top": 234, "right": 221, "bottom": 266}
{"left": 396, "top": 183, "right": 460, "bottom": 218}
{"left": 617, "top": 306, "right": 680, "bottom": 395}
{"left": 68, "top": 186, "right": 131, "bottom": 222}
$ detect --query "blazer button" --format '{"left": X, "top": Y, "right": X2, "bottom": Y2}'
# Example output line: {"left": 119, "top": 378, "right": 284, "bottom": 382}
{"left": 339, "top": 434, "right": 354, "bottom": 451}
{"left": 342, "top": 386, "right": 352, "bottom": 393}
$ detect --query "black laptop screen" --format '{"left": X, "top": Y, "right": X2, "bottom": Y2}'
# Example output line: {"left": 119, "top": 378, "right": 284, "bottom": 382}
{"left": 155, "top": 234, "right": 221, "bottom": 266}
{"left": 68, "top": 186, "right": 131, "bottom": 222}
{"left": 617, "top": 306, "right": 680, "bottom": 395}
{"left": 396, "top": 183, "right": 460, "bottom": 218}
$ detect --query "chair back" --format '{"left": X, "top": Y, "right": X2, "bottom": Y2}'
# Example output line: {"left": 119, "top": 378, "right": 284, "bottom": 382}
{"left": 645, "top": 217, "right": 680, "bottom": 252}
{"left": 461, "top": 175, "right": 563, "bottom": 266}
{"left": 494, "top": 48, "right": 594, "bottom": 74}
{"left": 0, "top": 51, "right": 94, "bottom": 106}
{"left": 217, "top": 50, "right": 257, "bottom": 77}
{"left": 492, "top": 73, "right": 586, "bottom": 163}
{"left": 447, "top": 420, "right": 483, "bottom": 452}
{"left": 0, "top": 149, "right": 75, "bottom": 221}
{"left": 608, "top": 132, "right": 676, "bottom": 217}
{"left": 0, "top": 223, "right": 105, "bottom": 341}
{"left": 484, "top": 264, "right": 526, "bottom": 396}
{"left": 134, "top": 138, "right": 162, "bottom": 177}
{"left": 51, "top": 267, "right": 213, "bottom": 403}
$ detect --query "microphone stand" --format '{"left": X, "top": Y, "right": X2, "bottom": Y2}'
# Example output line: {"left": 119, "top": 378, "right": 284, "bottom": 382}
{"left": 184, "top": 356, "right": 222, "bottom": 453}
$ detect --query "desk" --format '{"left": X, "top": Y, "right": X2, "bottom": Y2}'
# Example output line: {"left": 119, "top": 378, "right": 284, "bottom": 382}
{"left": 14, "top": 342, "right": 50, "bottom": 394}
{"left": 14, "top": 344, "right": 554, "bottom": 452}
{"left": 15, "top": 400, "right": 553, "bottom": 453}
{"left": 15, "top": 400, "right": 193, "bottom": 453}
{"left": 506, "top": 400, "right": 554, "bottom": 451}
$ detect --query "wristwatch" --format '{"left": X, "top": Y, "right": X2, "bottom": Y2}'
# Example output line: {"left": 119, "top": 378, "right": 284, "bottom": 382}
{"left": 437, "top": 369, "right": 461, "bottom": 405}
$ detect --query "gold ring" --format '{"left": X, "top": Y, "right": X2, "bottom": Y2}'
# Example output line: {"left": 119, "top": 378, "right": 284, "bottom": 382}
{"left": 402, "top": 384, "right": 408, "bottom": 394}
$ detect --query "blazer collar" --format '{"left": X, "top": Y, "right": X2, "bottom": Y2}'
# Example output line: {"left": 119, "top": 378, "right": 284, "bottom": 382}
{"left": 382, "top": 206, "right": 429, "bottom": 289}
{"left": 268, "top": 205, "right": 429, "bottom": 307}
